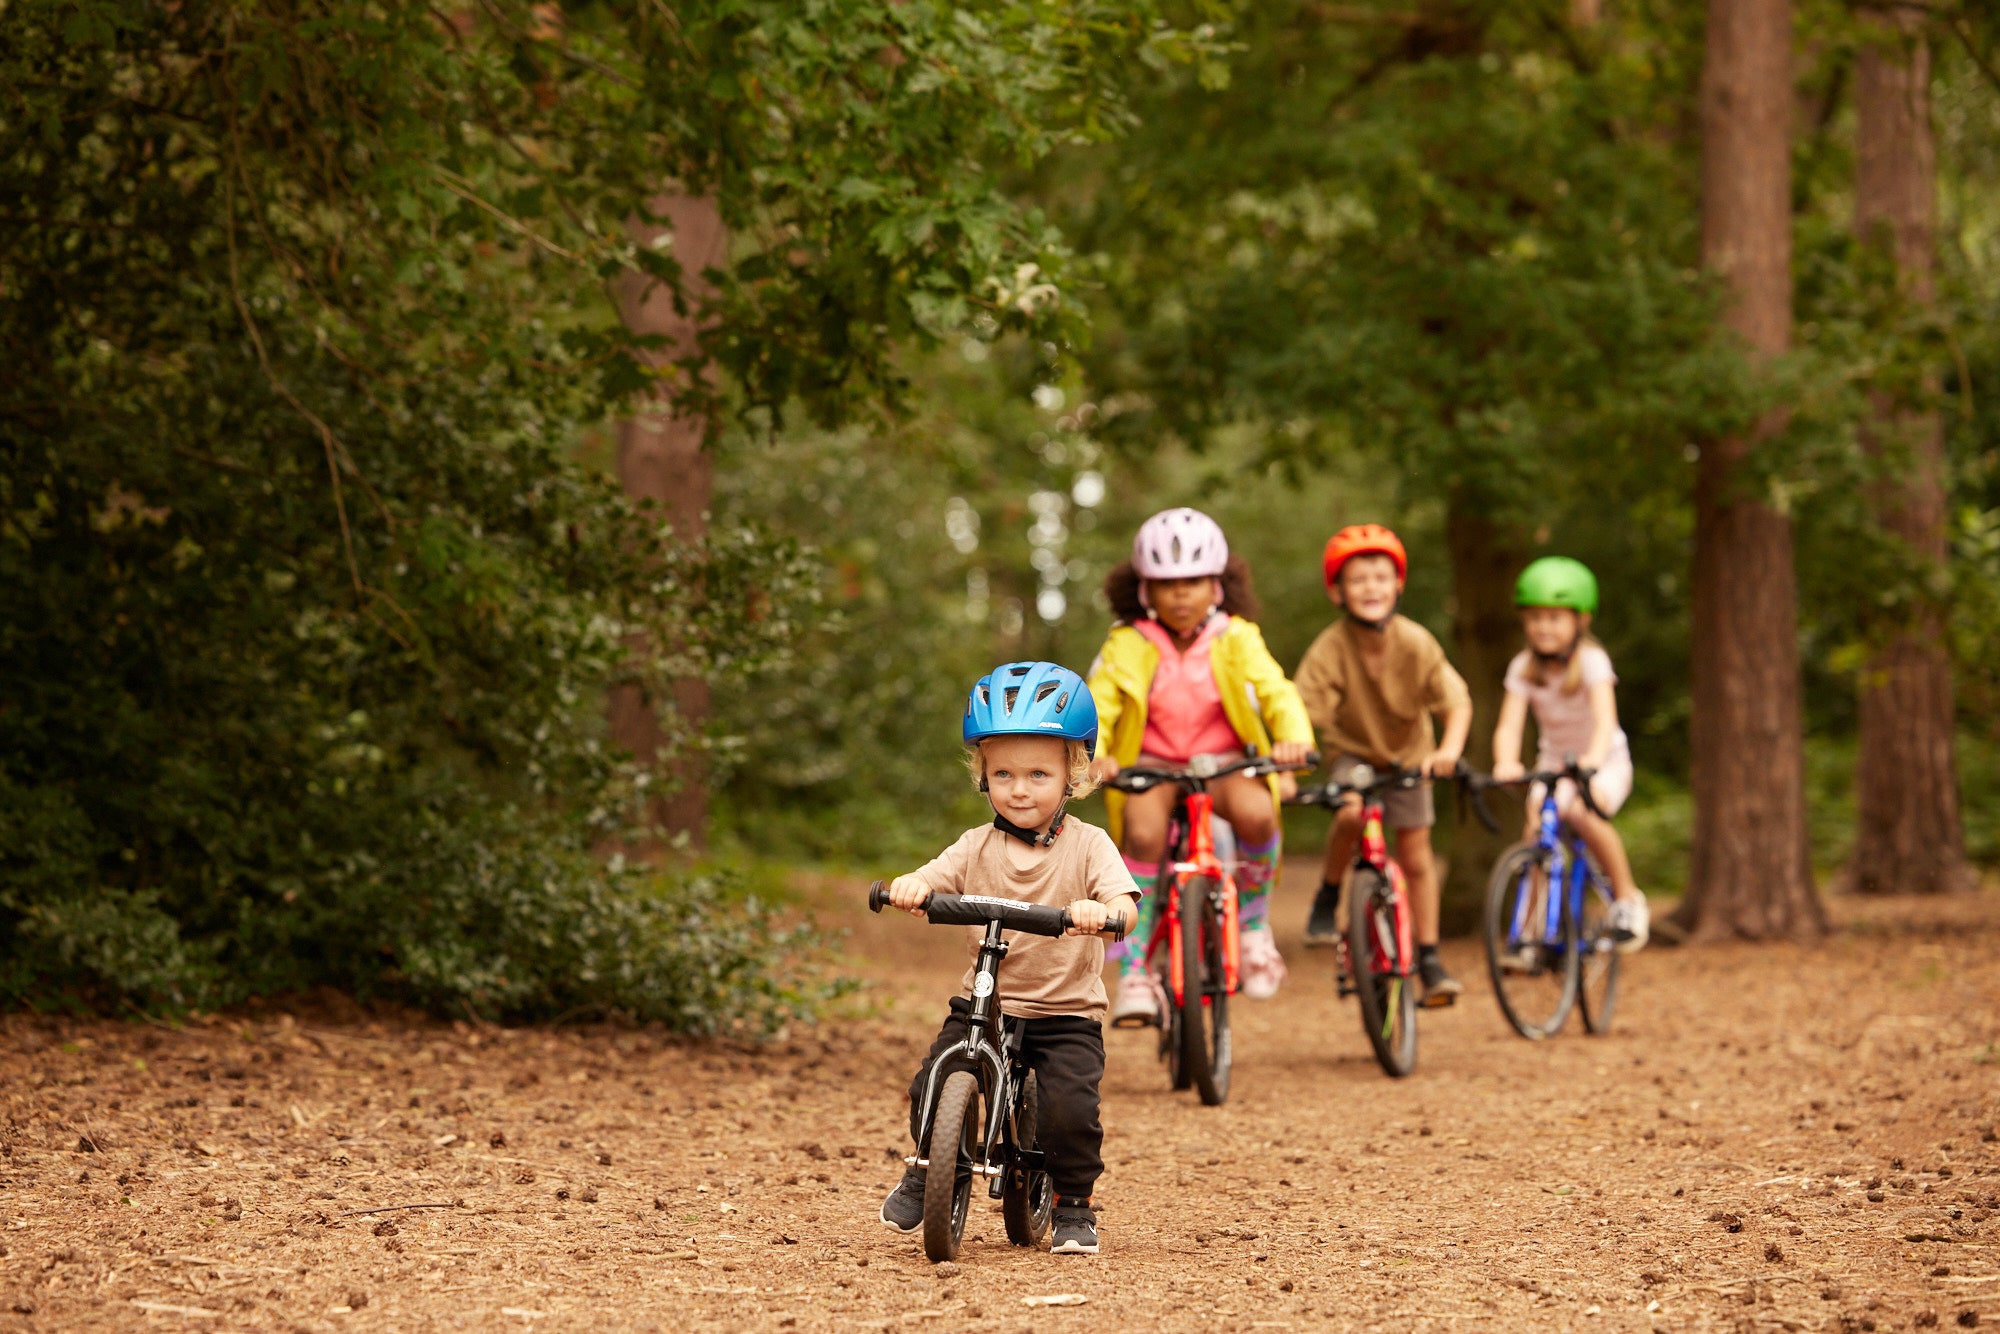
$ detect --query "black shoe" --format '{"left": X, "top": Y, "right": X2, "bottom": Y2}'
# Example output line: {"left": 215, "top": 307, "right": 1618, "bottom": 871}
{"left": 879, "top": 1165, "right": 924, "bottom": 1233}
{"left": 1303, "top": 882, "right": 1341, "bottom": 947}
{"left": 1050, "top": 1197, "right": 1099, "bottom": 1255}
{"left": 1417, "top": 953, "right": 1462, "bottom": 1008}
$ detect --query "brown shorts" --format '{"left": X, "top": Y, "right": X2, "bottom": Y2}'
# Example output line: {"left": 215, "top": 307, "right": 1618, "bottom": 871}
{"left": 1329, "top": 753, "right": 1435, "bottom": 830}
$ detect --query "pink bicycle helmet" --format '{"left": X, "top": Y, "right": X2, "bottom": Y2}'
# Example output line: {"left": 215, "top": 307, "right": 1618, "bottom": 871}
{"left": 1132, "top": 508, "right": 1229, "bottom": 579}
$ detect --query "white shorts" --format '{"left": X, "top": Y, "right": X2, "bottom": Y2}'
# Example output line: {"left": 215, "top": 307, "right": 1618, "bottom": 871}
{"left": 1526, "top": 746, "right": 1632, "bottom": 822}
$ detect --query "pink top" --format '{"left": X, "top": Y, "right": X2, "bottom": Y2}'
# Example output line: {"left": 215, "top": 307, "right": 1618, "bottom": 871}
{"left": 1135, "top": 615, "right": 1242, "bottom": 763}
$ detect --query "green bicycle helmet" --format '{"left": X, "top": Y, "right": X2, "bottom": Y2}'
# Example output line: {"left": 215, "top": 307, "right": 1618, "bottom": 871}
{"left": 1514, "top": 556, "right": 1599, "bottom": 614}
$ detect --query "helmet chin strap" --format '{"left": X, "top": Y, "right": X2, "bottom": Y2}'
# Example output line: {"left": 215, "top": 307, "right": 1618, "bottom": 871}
{"left": 1138, "top": 577, "right": 1223, "bottom": 628}
{"left": 1532, "top": 632, "right": 1583, "bottom": 667}
{"left": 1344, "top": 594, "right": 1401, "bottom": 632}
{"left": 990, "top": 794, "right": 1069, "bottom": 848}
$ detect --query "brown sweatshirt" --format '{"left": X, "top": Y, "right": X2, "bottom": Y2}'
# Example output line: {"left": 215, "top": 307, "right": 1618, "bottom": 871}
{"left": 1293, "top": 616, "right": 1471, "bottom": 768}
{"left": 907, "top": 818, "right": 1136, "bottom": 1022}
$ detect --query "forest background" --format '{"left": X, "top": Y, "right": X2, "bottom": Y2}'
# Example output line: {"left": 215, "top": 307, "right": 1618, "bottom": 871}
{"left": 7, "top": 0, "right": 2000, "bottom": 1028}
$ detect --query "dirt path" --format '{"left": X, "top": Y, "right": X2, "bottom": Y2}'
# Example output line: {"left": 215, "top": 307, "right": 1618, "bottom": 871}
{"left": 7, "top": 867, "right": 1999, "bottom": 1332}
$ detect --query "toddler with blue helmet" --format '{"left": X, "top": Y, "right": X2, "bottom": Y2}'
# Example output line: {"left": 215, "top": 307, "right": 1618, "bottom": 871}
{"left": 877, "top": 662, "right": 1140, "bottom": 1256}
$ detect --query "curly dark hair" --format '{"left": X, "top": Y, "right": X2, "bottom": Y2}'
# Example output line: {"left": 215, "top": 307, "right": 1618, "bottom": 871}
{"left": 1103, "top": 553, "right": 1261, "bottom": 624}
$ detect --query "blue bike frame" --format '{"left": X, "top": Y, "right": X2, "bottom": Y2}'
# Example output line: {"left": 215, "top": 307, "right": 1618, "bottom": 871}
{"left": 1509, "top": 788, "right": 1613, "bottom": 956}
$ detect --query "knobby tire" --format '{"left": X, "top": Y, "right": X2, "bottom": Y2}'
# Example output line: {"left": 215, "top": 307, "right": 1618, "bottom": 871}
{"left": 1483, "top": 843, "right": 1579, "bottom": 1041}
{"left": 922, "top": 1070, "right": 979, "bottom": 1262}
{"left": 1577, "top": 874, "right": 1622, "bottom": 1034}
{"left": 1000, "top": 1072, "right": 1052, "bottom": 1247}
{"left": 1347, "top": 866, "right": 1417, "bottom": 1077}
{"left": 1178, "top": 875, "right": 1232, "bottom": 1106}
{"left": 1161, "top": 882, "right": 1191, "bottom": 1091}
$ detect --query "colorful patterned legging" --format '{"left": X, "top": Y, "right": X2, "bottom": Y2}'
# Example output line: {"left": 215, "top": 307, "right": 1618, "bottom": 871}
{"left": 1110, "top": 829, "right": 1282, "bottom": 976}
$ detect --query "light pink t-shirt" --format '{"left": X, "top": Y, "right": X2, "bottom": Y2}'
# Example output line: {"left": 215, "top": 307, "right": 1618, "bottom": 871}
{"left": 1503, "top": 645, "right": 1628, "bottom": 769}
{"left": 1134, "top": 615, "right": 1241, "bottom": 762}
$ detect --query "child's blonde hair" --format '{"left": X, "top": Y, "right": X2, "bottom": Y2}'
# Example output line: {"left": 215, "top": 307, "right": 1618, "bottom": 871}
{"left": 965, "top": 739, "right": 1100, "bottom": 799}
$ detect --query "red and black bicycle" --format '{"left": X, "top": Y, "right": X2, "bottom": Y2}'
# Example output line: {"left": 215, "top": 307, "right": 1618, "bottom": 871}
{"left": 1108, "top": 750, "right": 1314, "bottom": 1106}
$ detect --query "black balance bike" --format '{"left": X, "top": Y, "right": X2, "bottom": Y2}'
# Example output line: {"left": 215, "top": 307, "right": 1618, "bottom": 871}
{"left": 868, "top": 882, "right": 1127, "bottom": 1262}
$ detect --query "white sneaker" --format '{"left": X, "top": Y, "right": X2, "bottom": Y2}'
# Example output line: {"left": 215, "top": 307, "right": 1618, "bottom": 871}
{"left": 1238, "top": 926, "right": 1287, "bottom": 1000}
{"left": 1111, "top": 970, "right": 1163, "bottom": 1027}
{"left": 1607, "top": 896, "right": 1649, "bottom": 954}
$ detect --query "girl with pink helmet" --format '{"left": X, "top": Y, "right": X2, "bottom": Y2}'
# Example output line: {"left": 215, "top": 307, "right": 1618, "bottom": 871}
{"left": 1085, "top": 509, "right": 1317, "bottom": 1022}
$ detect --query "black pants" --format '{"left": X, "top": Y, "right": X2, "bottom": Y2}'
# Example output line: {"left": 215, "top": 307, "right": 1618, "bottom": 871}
{"left": 906, "top": 998, "right": 1106, "bottom": 1201}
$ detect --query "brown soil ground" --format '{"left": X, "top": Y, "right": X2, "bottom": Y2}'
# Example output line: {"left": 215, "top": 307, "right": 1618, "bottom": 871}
{"left": 7, "top": 866, "right": 1999, "bottom": 1332}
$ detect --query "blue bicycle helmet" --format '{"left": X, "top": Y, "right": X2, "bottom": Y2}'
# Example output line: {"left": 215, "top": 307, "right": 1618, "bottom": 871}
{"left": 963, "top": 661, "right": 1099, "bottom": 753}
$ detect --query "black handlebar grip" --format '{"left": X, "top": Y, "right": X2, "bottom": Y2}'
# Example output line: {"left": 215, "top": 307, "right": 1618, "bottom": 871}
{"left": 868, "top": 880, "right": 890, "bottom": 913}
{"left": 1106, "top": 911, "right": 1128, "bottom": 942}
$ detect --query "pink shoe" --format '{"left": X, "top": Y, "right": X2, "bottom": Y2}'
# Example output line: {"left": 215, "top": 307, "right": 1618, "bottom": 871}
{"left": 1239, "top": 926, "right": 1287, "bottom": 1000}
{"left": 1111, "top": 970, "right": 1164, "bottom": 1028}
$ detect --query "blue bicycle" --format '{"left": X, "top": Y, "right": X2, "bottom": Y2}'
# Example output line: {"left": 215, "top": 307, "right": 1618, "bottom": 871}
{"left": 1476, "top": 761, "right": 1621, "bottom": 1041}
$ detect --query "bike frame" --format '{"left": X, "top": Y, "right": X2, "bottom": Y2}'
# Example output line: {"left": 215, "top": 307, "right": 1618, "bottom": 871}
{"left": 1353, "top": 796, "right": 1414, "bottom": 980}
{"left": 1506, "top": 786, "right": 1613, "bottom": 956}
{"left": 1150, "top": 789, "right": 1241, "bottom": 1001}
{"left": 909, "top": 918, "right": 1039, "bottom": 1188}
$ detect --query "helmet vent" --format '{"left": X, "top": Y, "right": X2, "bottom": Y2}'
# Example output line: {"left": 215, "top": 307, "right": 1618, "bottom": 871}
{"left": 1032, "top": 681, "right": 1060, "bottom": 704}
{"left": 1003, "top": 686, "right": 1020, "bottom": 712}
{"left": 1054, "top": 690, "right": 1069, "bottom": 711}
{"left": 978, "top": 685, "right": 990, "bottom": 705}
{"left": 1007, "top": 664, "right": 1030, "bottom": 677}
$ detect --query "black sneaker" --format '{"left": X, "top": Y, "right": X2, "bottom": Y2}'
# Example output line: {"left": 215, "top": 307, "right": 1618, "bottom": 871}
{"left": 1417, "top": 953, "right": 1462, "bottom": 1008}
{"left": 1050, "top": 1197, "right": 1099, "bottom": 1255}
{"left": 879, "top": 1165, "right": 925, "bottom": 1233}
{"left": 1303, "top": 882, "right": 1342, "bottom": 947}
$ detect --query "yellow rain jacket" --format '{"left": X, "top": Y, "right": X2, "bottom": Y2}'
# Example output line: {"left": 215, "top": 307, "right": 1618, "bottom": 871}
{"left": 1086, "top": 617, "right": 1316, "bottom": 845}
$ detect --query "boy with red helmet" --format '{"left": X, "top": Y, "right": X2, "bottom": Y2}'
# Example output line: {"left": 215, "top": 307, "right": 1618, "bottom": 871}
{"left": 1294, "top": 525, "right": 1473, "bottom": 1005}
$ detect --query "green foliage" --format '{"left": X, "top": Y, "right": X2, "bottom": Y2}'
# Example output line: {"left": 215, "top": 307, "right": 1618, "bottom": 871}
{"left": 0, "top": 0, "right": 1206, "bottom": 1017}
{"left": 708, "top": 343, "right": 1432, "bottom": 865}
{"left": 715, "top": 0, "right": 2000, "bottom": 899}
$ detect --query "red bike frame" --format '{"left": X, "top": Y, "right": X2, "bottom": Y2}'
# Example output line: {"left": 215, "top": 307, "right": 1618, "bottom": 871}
{"left": 1152, "top": 790, "right": 1241, "bottom": 1002}
{"left": 1355, "top": 795, "right": 1414, "bottom": 982}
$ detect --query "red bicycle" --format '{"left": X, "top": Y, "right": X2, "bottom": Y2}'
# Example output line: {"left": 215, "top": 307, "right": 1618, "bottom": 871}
{"left": 1286, "top": 763, "right": 1493, "bottom": 1077}
{"left": 1108, "top": 750, "right": 1314, "bottom": 1106}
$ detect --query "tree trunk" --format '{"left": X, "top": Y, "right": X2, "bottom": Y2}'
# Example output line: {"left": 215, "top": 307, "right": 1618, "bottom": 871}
{"left": 1677, "top": 0, "right": 1825, "bottom": 940}
{"left": 1439, "top": 498, "right": 1528, "bottom": 936}
{"left": 1847, "top": 9, "right": 1969, "bottom": 895}
{"left": 608, "top": 194, "right": 728, "bottom": 850}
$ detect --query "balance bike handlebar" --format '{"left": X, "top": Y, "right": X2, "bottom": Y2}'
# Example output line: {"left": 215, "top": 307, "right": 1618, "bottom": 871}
{"left": 869, "top": 882, "right": 1127, "bottom": 941}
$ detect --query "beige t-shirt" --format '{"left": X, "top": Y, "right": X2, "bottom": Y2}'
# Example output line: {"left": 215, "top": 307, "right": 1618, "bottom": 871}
{"left": 907, "top": 819, "right": 1136, "bottom": 1022}
{"left": 1293, "top": 616, "right": 1471, "bottom": 768}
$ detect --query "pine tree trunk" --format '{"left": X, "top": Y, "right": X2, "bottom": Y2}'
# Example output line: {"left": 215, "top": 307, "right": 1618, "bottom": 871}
{"left": 1847, "top": 9, "right": 1968, "bottom": 896}
{"left": 1439, "top": 499, "right": 1528, "bottom": 935}
{"left": 608, "top": 194, "right": 728, "bottom": 850}
{"left": 1677, "top": 0, "right": 1825, "bottom": 940}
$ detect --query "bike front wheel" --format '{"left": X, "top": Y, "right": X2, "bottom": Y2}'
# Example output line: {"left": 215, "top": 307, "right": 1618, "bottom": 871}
{"left": 1176, "top": 875, "right": 1232, "bottom": 1106}
{"left": 1347, "top": 866, "right": 1417, "bottom": 1077}
{"left": 1001, "top": 1071, "right": 1052, "bottom": 1247}
{"left": 1484, "top": 843, "right": 1579, "bottom": 1041}
{"left": 922, "top": 1070, "right": 979, "bottom": 1262}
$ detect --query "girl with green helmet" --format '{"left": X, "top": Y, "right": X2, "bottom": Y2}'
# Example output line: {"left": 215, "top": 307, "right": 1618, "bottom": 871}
{"left": 1488, "top": 557, "right": 1648, "bottom": 952}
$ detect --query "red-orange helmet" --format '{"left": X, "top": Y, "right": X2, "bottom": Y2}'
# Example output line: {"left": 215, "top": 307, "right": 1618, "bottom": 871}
{"left": 1322, "top": 524, "right": 1408, "bottom": 588}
